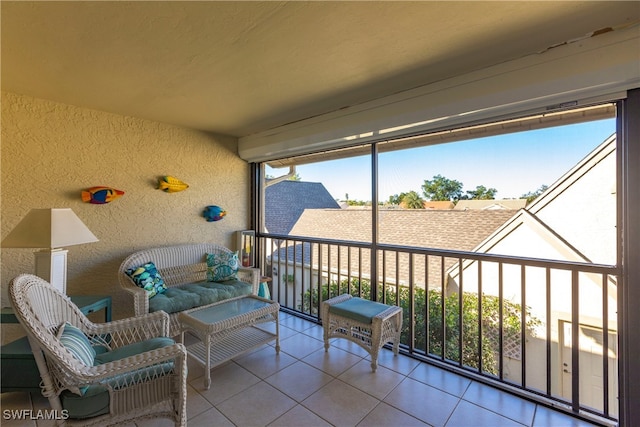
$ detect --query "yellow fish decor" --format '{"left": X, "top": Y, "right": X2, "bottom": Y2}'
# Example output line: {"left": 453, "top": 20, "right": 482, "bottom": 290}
{"left": 158, "top": 175, "right": 189, "bottom": 193}
{"left": 81, "top": 186, "right": 125, "bottom": 204}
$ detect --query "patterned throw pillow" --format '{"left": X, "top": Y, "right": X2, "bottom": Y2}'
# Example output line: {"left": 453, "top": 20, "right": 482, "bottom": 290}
{"left": 57, "top": 322, "right": 96, "bottom": 366}
{"left": 206, "top": 251, "right": 239, "bottom": 282}
{"left": 126, "top": 261, "right": 167, "bottom": 298}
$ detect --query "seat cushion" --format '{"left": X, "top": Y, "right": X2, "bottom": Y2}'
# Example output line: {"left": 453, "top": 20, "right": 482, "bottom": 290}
{"left": 148, "top": 280, "right": 253, "bottom": 314}
{"left": 61, "top": 337, "right": 176, "bottom": 419}
{"left": 328, "top": 297, "right": 392, "bottom": 324}
{"left": 94, "top": 337, "right": 175, "bottom": 364}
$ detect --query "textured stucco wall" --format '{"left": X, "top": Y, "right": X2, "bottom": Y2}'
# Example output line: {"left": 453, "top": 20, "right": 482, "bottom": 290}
{"left": 1, "top": 92, "right": 250, "bottom": 342}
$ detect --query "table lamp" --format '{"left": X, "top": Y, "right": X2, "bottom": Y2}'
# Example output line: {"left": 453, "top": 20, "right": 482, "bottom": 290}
{"left": 1, "top": 208, "right": 99, "bottom": 294}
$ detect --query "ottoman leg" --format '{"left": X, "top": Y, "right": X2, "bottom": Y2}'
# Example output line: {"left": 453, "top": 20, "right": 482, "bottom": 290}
{"left": 370, "top": 349, "right": 379, "bottom": 372}
{"left": 370, "top": 317, "right": 382, "bottom": 371}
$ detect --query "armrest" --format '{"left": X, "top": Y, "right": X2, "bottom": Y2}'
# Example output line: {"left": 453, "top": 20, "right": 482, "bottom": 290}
{"left": 119, "top": 276, "right": 150, "bottom": 316}
{"left": 85, "top": 311, "right": 170, "bottom": 348}
{"left": 238, "top": 267, "right": 260, "bottom": 294}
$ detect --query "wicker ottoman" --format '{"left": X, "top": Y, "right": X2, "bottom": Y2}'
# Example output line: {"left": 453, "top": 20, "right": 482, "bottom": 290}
{"left": 322, "top": 294, "right": 403, "bottom": 371}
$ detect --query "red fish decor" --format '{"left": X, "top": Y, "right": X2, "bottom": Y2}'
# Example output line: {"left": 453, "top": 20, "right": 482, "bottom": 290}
{"left": 81, "top": 186, "right": 125, "bottom": 204}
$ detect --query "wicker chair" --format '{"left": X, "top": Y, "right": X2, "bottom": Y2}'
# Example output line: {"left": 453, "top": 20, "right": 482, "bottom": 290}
{"left": 9, "top": 274, "right": 187, "bottom": 426}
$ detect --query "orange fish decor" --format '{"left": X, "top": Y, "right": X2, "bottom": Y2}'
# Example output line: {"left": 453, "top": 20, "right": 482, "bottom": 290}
{"left": 158, "top": 176, "right": 189, "bottom": 193}
{"left": 81, "top": 186, "right": 125, "bottom": 204}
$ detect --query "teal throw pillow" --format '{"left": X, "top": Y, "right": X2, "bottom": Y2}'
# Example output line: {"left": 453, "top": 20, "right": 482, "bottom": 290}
{"left": 206, "top": 251, "right": 239, "bottom": 282}
{"left": 126, "top": 261, "right": 167, "bottom": 298}
{"left": 57, "top": 322, "right": 96, "bottom": 366}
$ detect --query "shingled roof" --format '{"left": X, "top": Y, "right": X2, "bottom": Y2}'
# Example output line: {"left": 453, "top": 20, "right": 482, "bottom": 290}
{"left": 454, "top": 199, "right": 527, "bottom": 210}
{"left": 272, "top": 209, "right": 517, "bottom": 288}
{"left": 290, "top": 209, "right": 516, "bottom": 249}
{"left": 265, "top": 180, "right": 340, "bottom": 235}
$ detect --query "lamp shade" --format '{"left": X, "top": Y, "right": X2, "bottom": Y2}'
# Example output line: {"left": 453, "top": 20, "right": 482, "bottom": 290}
{"left": 1, "top": 208, "right": 99, "bottom": 249}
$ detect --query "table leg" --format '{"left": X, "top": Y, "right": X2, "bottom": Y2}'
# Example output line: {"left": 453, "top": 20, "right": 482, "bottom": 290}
{"left": 274, "top": 311, "right": 280, "bottom": 353}
{"left": 204, "top": 334, "right": 211, "bottom": 390}
{"left": 105, "top": 303, "right": 112, "bottom": 322}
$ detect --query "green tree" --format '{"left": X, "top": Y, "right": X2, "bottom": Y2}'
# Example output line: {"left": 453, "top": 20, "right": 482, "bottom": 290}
{"left": 346, "top": 199, "right": 369, "bottom": 206}
{"left": 464, "top": 185, "right": 498, "bottom": 200}
{"left": 402, "top": 191, "right": 425, "bottom": 209}
{"left": 388, "top": 193, "right": 406, "bottom": 205}
{"left": 522, "top": 184, "right": 548, "bottom": 204}
{"left": 422, "top": 175, "right": 464, "bottom": 201}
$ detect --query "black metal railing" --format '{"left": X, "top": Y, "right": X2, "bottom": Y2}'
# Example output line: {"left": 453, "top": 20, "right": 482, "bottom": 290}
{"left": 258, "top": 233, "right": 619, "bottom": 424}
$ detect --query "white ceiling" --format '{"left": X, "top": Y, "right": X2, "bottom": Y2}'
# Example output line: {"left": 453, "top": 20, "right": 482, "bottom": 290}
{"left": 2, "top": 1, "right": 638, "bottom": 138}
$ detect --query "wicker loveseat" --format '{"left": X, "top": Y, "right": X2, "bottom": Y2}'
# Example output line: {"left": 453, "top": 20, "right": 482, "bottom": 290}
{"left": 118, "top": 243, "right": 260, "bottom": 337}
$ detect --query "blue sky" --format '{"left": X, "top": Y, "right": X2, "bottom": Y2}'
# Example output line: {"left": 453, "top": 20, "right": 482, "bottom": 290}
{"left": 267, "top": 118, "right": 616, "bottom": 202}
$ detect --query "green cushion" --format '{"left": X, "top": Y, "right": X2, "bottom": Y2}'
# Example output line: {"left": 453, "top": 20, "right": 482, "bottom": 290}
{"left": 94, "top": 337, "right": 175, "bottom": 364}
{"left": 148, "top": 280, "right": 252, "bottom": 314}
{"left": 60, "top": 385, "right": 110, "bottom": 419}
{"left": 148, "top": 286, "right": 201, "bottom": 314}
{"left": 61, "top": 362, "right": 176, "bottom": 419}
{"left": 328, "top": 297, "right": 391, "bottom": 324}
{"left": 61, "top": 337, "right": 176, "bottom": 420}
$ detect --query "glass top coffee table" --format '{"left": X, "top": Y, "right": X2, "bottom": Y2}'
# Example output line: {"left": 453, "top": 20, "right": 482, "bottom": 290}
{"left": 179, "top": 295, "right": 280, "bottom": 389}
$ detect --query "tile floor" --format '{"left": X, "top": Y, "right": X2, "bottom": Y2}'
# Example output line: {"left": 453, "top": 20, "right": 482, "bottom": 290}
{"left": 1, "top": 312, "right": 603, "bottom": 427}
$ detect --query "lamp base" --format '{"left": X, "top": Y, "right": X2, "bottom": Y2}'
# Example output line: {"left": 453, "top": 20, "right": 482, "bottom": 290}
{"left": 34, "top": 249, "right": 68, "bottom": 294}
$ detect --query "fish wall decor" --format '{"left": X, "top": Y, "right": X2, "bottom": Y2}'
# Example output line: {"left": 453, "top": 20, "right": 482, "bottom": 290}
{"left": 81, "top": 186, "right": 125, "bottom": 204}
{"left": 203, "top": 205, "right": 226, "bottom": 222}
{"left": 158, "top": 175, "right": 189, "bottom": 193}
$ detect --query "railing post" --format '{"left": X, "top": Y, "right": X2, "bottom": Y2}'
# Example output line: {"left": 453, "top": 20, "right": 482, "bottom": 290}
{"left": 371, "top": 143, "right": 379, "bottom": 302}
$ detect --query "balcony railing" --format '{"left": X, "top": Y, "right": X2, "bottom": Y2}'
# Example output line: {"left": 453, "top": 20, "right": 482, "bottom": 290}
{"left": 259, "top": 233, "right": 619, "bottom": 425}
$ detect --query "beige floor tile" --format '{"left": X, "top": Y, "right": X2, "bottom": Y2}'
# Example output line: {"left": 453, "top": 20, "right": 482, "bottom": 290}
{"left": 194, "top": 361, "right": 261, "bottom": 405}
{"left": 186, "top": 353, "right": 206, "bottom": 381}
{"left": 186, "top": 384, "right": 214, "bottom": 420}
{"left": 303, "top": 346, "right": 363, "bottom": 377}
{"left": 279, "top": 314, "right": 316, "bottom": 333}
{"left": 301, "top": 324, "right": 325, "bottom": 341}
{"left": 446, "top": 400, "right": 523, "bottom": 427}
{"left": 187, "top": 407, "right": 235, "bottom": 427}
{"left": 268, "top": 324, "right": 301, "bottom": 341}
{"left": 408, "top": 362, "right": 471, "bottom": 397}
{"left": 357, "top": 402, "right": 430, "bottom": 427}
{"left": 279, "top": 332, "right": 325, "bottom": 359}
{"left": 383, "top": 378, "right": 459, "bottom": 427}
{"left": 338, "top": 359, "right": 405, "bottom": 400}
{"left": 302, "top": 379, "right": 379, "bottom": 427}
{"left": 216, "top": 381, "right": 297, "bottom": 426}
{"left": 269, "top": 404, "right": 333, "bottom": 427}
{"left": 375, "top": 347, "right": 420, "bottom": 375}
{"left": 265, "top": 361, "right": 333, "bottom": 401}
{"left": 329, "top": 338, "right": 371, "bottom": 358}
{"left": 235, "top": 344, "right": 298, "bottom": 379}
{"left": 134, "top": 417, "right": 175, "bottom": 427}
